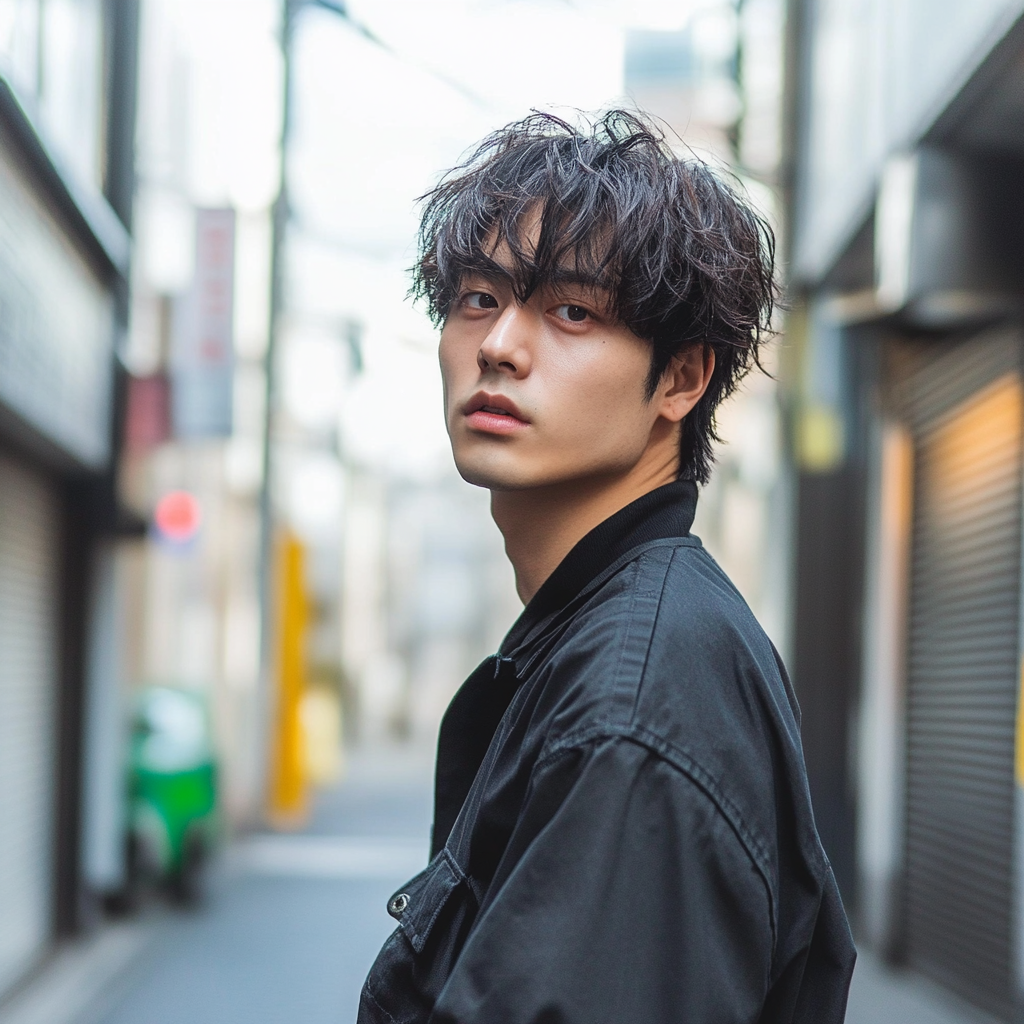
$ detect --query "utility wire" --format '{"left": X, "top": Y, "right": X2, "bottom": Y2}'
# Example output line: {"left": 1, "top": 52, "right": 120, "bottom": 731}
{"left": 302, "top": 0, "right": 496, "bottom": 110}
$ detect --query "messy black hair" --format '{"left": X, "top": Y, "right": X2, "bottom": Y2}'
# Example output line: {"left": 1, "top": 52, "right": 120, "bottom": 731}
{"left": 414, "top": 109, "right": 777, "bottom": 485}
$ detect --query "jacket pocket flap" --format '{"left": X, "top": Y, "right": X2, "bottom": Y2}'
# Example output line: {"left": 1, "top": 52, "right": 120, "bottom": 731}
{"left": 386, "top": 848, "right": 464, "bottom": 954}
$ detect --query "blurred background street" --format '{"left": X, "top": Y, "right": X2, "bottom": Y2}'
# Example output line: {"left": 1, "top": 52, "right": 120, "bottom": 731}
{"left": 90, "top": 746, "right": 433, "bottom": 1024}
{"left": 4, "top": 0, "right": 1024, "bottom": 1020}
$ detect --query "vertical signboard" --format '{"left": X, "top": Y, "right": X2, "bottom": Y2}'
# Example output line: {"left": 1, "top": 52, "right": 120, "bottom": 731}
{"left": 171, "top": 208, "right": 236, "bottom": 438}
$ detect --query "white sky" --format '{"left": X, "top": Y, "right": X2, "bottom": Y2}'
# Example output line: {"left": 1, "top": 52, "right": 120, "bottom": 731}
{"left": 285, "top": 0, "right": 713, "bottom": 480}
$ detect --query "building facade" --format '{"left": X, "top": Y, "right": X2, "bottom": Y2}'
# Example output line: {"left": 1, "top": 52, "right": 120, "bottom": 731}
{"left": 0, "top": 0, "right": 139, "bottom": 999}
{"left": 788, "top": 2, "right": 1024, "bottom": 1018}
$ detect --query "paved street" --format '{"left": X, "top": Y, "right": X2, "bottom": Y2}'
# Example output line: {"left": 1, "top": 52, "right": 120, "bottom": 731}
{"left": 87, "top": 745, "right": 434, "bottom": 1024}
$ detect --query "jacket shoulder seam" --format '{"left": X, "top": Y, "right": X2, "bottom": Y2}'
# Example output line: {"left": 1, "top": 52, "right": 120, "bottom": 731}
{"left": 626, "top": 546, "right": 678, "bottom": 727}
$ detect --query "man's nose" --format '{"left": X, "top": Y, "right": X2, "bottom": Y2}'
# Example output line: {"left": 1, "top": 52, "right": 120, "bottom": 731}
{"left": 478, "top": 304, "right": 533, "bottom": 378}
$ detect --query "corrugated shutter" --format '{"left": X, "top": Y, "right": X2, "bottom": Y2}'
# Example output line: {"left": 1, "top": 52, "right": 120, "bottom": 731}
{"left": 900, "top": 329, "right": 1023, "bottom": 1021}
{"left": 0, "top": 455, "right": 59, "bottom": 996}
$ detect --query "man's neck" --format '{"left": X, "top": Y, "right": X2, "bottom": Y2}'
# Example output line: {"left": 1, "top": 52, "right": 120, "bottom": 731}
{"left": 492, "top": 457, "right": 678, "bottom": 604}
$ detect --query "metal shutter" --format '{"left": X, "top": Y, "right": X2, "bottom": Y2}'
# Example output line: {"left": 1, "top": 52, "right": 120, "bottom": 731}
{"left": 900, "top": 329, "right": 1023, "bottom": 1020}
{"left": 0, "top": 455, "right": 59, "bottom": 996}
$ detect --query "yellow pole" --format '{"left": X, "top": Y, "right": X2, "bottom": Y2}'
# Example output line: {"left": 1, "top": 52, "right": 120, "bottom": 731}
{"left": 268, "top": 531, "right": 309, "bottom": 827}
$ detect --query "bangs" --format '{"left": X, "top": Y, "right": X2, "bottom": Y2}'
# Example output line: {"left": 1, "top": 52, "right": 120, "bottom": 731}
{"left": 416, "top": 110, "right": 688, "bottom": 331}
{"left": 443, "top": 218, "right": 620, "bottom": 314}
{"left": 427, "top": 151, "right": 642, "bottom": 320}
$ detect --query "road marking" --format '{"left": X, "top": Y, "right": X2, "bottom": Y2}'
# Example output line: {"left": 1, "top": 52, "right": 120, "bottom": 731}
{"left": 230, "top": 836, "right": 428, "bottom": 880}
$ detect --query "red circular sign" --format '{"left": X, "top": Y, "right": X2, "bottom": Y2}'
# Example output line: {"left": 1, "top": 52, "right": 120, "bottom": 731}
{"left": 154, "top": 491, "right": 202, "bottom": 544}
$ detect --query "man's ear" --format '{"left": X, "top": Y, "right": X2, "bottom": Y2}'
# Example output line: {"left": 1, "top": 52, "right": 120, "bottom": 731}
{"left": 655, "top": 345, "right": 715, "bottom": 423}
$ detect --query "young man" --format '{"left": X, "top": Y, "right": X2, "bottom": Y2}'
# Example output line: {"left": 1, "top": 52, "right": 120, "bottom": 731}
{"left": 358, "top": 111, "right": 855, "bottom": 1024}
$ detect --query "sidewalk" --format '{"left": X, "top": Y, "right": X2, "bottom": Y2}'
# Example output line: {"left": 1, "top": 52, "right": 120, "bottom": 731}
{"left": 847, "top": 950, "right": 997, "bottom": 1024}
{"left": 0, "top": 920, "right": 156, "bottom": 1024}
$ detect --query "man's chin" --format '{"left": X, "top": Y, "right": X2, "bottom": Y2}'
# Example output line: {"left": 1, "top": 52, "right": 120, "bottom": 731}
{"left": 452, "top": 454, "right": 540, "bottom": 491}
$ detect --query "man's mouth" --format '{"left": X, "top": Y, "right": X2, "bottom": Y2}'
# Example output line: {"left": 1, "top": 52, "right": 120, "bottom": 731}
{"left": 463, "top": 392, "right": 529, "bottom": 433}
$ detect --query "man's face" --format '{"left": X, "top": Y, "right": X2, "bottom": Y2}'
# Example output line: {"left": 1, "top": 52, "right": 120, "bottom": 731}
{"left": 439, "top": 227, "right": 672, "bottom": 492}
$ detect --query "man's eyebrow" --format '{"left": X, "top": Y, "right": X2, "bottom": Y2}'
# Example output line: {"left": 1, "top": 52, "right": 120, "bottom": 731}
{"left": 456, "top": 260, "right": 613, "bottom": 303}
{"left": 544, "top": 267, "right": 613, "bottom": 299}
{"left": 458, "top": 263, "right": 514, "bottom": 287}
{"left": 546, "top": 268, "right": 594, "bottom": 288}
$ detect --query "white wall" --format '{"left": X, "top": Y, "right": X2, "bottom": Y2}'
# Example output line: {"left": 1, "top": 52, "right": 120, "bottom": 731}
{"left": 794, "top": 0, "right": 1024, "bottom": 281}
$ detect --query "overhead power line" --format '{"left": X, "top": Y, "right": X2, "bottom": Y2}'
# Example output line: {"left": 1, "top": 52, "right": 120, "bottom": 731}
{"left": 300, "top": 0, "right": 494, "bottom": 110}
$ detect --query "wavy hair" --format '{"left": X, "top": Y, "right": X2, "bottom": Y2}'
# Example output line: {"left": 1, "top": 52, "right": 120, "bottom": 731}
{"left": 414, "top": 109, "right": 777, "bottom": 485}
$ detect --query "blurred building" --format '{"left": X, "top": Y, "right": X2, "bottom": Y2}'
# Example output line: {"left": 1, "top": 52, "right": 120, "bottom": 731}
{"left": 0, "top": 0, "right": 139, "bottom": 1000}
{"left": 788, "top": 2, "right": 1024, "bottom": 1018}
{"left": 625, "top": 3, "right": 790, "bottom": 651}
{"left": 625, "top": 6, "right": 741, "bottom": 166}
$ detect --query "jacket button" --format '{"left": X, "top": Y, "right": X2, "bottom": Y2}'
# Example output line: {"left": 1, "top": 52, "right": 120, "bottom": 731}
{"left": 388, "top": 893, "right": 410, "bottom": 917}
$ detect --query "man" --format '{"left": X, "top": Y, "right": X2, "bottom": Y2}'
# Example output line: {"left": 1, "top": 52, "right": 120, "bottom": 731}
{"left": 358, "top": 110, "right": 855, "bottom": 1024}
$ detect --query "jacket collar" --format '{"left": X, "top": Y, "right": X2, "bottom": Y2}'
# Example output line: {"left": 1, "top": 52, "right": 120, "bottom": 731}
{"left": 501, "top": 479, "right": 698, "bottom": 654}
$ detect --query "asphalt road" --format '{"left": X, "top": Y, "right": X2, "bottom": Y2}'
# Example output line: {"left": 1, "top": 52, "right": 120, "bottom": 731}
{"left": 91, "top": 745, "right": 434, "bottom": 1024}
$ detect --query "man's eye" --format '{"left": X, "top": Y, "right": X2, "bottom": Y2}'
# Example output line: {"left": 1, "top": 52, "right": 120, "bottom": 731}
{"left": 463, "top": 292, "right": 499, "bottom": 310}
{"left": 554, "top": 304, "right": 590, "bottom": 323}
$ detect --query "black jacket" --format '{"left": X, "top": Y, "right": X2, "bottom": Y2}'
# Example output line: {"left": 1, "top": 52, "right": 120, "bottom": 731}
{"left": 358, "top": 481, "right": 855, "bottom": 1024}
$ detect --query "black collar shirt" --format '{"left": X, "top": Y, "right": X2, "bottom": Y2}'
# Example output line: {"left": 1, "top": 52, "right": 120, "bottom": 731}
{"left": 358, "top": 481, "right": 856, "bottom": 1024}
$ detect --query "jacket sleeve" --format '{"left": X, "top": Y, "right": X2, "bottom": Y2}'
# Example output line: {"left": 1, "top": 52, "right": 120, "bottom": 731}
{"left": 430, "top": 736, "right": 774, "bottom": 1024}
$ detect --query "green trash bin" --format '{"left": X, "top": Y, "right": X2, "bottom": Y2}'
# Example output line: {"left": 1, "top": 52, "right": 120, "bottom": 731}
{"left": 128, "top": 686, "right": 218, "bottom": 904}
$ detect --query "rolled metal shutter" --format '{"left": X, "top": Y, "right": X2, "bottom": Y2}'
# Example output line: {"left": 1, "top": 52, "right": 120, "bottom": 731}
{"left": 0, "top": 455, "right": 59, "bottom": 996}
{"left": 900, "top": 329, "right": 1023, "bottom": 1020}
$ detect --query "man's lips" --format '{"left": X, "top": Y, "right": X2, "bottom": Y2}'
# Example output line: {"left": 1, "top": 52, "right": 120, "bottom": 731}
{"left": 462, "top": 392, "right": 529, "bottom": 434}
